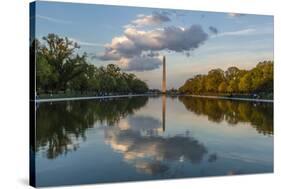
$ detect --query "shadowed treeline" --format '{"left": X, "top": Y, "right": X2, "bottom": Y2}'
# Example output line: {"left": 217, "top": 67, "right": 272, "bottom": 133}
{"left": 179, "top": 96, "right": 273, "bottom": 135}
{"left": 36, "top": 97, "right": 148, "bottom": 159}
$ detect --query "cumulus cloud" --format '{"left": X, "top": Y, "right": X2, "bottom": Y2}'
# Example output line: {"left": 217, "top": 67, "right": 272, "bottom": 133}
{"left": 120, "top": 56, "right": 162, "bottom": 72}
{"left": 95, "top": 25, "right": 208, "bottom": 71}
{"left": 125, "top": 26, "right": 208, "bottom": 52}
{"left": 146, "top": 51, "right": 160, "bottom": 57}
{"left": 209, "top": 26, "right": 218, "bottom": 35}
{"left": 127, "top": 12, "right": 171, "bottom": 28}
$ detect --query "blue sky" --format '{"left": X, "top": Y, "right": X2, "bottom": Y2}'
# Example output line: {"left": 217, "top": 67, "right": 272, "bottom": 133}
{"left": 33, "top": 1, "right": 274, "bottom": 89}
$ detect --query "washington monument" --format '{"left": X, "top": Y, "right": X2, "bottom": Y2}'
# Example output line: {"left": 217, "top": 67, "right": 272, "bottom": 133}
{"left": 162, "top": 56, "right": 166, "bottom": 93}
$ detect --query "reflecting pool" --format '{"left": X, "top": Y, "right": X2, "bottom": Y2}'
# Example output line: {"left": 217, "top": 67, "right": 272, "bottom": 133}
{"left": 35, "top": 96, "right": 273, "bottom": 187}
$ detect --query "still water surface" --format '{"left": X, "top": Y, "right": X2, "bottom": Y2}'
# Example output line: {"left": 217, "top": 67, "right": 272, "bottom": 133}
{"left": 35, "top": 96, "right": 273, "bottom": 187}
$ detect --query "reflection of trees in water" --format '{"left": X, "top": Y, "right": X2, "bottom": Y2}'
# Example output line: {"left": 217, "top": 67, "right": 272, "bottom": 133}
{"left": 179, "top": 97, "right": 273, "bottom": 135}
{"left": 37, "top": 96, "right": 215, "bottom": 176}
{"left": 36, "top": 97, "right": 148, "bottom": 159}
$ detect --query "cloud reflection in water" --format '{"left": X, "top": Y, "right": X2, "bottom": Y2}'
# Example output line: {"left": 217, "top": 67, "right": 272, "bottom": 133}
{"left": 105, "top": 115, "right": 208, "bottom": 175}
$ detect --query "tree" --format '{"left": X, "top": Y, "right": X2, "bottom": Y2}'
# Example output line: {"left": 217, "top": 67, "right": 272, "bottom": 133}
{"left": 130, "top": 79, "right": 149, "bottom": 93}
{"left": 87, "top": 65, "right": 100, "bottom": 93}
{"left": 225, "top": 67, "right": 240, "bottom": 81}
{"left": 179, "top": 61, "right": 273, "bottom": 96}
{"left": 251, "top": 61, "right": 273, "bottom": 92}
{"left": 218, "top": 82, "right": 227, "bottom": 93}
{"left": 116, "top": 78, "right": 129, "bottom": 93}
{"left": 227, "top": 80, "right": 239, "bottom": 93}
{"left": 34, "top": 39, "right": 58, "bottom": 93}
{"left": 34, "top": 33, "right": 154, "bottom": 95}
{"left": 99, "top": 73, "right": 116, "bottom": 93}
{"left": 38, "top": 33, "right": 87, "bottom": 92}
{"left": 205, "top": 69, "right": 225, "bottom": 92}
{"left": 106, "top": 64, "right": 121, "bottom": 77}
{"left": 36, "top": 55, "right": 56, "bottom": 93}
{"left": 239, "top": 73, "right": 253, "bottom": 93}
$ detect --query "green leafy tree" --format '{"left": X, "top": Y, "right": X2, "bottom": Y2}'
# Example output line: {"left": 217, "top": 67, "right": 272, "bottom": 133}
{"left": 218, "top": 81, "right": 227, "bottom": 93}
{"left": 35, "top": 34, "right": 149, "bottom": 95}
{"left": 205, "top": 69, "right": 225, "bottom": 92}
{"left": 179, "top": 61, "right": 273, "bottom": 97}
{"left": 225, "top": 67, "right": 240, "bottom": 81}
{"left": 36, "top": 55, "right": 58, "bottom": 93}
{"left": 239, "top": 72, "right": 253, "bottom": 93}
{"left": 38, "top": 33, "right": 87, "bottom": 92}
{"left": 130, "top": 79, "right": 149, "bottom": 93}
{"left": 227, "top": 80, "right": 239, "bottom": 93}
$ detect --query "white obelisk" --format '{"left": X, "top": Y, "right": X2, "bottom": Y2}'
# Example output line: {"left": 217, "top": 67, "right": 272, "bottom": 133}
{"left": 162, "top": 56, "right": 166, "bottom": 94}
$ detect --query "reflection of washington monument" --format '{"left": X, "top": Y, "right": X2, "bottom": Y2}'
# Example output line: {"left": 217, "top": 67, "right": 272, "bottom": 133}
{"left": 162, "top": 95, "right": 166, "bottom": 132}
{"left": 162, "top": 56, "right": 166, "bottom": 132}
